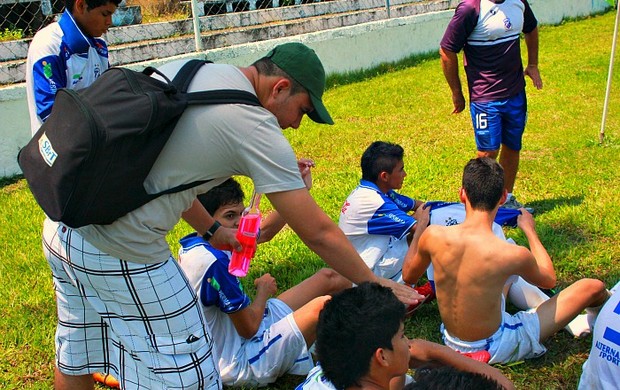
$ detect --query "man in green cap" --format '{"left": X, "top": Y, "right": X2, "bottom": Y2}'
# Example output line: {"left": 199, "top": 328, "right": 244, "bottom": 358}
{"left": 42, "top": 42, "right": 423, "bottom": 389}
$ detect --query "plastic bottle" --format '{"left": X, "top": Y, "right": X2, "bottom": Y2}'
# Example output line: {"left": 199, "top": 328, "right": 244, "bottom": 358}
{"left": 228, "top": 192, "right": 262, "bottom": 277}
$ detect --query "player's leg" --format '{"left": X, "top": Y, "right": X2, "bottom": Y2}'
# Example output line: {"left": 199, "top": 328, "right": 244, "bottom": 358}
{"left": 291, "top": 295, "right": 332, "bottom": 345}
{"left": 470, "top": 101, "right": 502, "bottom": 160}
{"left": 499, "top": 90, "right": 527, "bottom": 195}
{"left": 536, "top": 278, "right": 609, "bottom": 341}
{"left": 277, "top": 268, "right": 351, "bottom": 311}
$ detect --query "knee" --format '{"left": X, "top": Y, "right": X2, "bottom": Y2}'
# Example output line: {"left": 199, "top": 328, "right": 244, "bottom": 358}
{"left": 316, "top": 268, "right": 351, "bottom": 293}
{"left": 477, "top": 150, "right": 498, "bottom": 159}
{"left": 307, "top": 295, "right": 332, "bottom": 315}
{"left": 578, "top": 278, "right": 608, "bottom": 303}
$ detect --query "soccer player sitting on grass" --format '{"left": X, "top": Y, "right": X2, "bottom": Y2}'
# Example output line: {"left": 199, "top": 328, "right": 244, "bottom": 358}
{"left": 338, "top": 141, "right": 433, "bottom": 309}
{"left": 403, "top": 157, "right": 610, "bottom": 364}
{"left": 178, "top": 173, "right": 351, "bottom": 387}
{"left": 296, "top": 282, "right": 514, "bottom": 390}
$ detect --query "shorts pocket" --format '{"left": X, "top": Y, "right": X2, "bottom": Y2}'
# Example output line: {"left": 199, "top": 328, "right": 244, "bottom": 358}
{"left": 146, "top": 321, "right": 210, "bottom": 356}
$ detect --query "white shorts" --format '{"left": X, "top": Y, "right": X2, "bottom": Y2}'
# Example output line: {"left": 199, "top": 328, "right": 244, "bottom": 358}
{"left": 43, "top": 218, "right": 221, "bottom": 389}
{"left": 222, "top": 298, "right": 314, "bottom": 387}
{"left": 441, "top": 308, "right": 547, "bottom": 364}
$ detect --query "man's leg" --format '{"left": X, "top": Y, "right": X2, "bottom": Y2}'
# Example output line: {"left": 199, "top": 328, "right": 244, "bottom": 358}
{"left": 277, "top": 268, "right": 350, "bottom": 311}
{"left": 55, "top": 368, "right": 94, "bottom": 390}
{"left": 536, "top": 278, "right": 609, "bottom": 341}
{"left": 499, "top": 145, "right": 519, "bottom": 194}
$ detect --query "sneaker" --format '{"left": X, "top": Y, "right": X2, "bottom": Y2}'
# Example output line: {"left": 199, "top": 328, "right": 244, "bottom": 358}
{"left": 502, "top": 195, "right": 534, "bottom": 213}
{"left": 460, "top": 350, "right": 491, "bottom": 363}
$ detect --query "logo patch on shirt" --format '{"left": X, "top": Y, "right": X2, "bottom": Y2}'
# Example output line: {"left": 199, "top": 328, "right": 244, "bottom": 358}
{"left": 504, "top": 17, "right": 512, "bottom": 30}
{"left": 38, "top": 133, "right": 58, "bottom": 167}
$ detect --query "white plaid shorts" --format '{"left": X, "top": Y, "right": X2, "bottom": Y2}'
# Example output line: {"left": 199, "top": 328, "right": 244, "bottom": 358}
{"left": 43, "top": 218, "right": 221, "bottom": 389}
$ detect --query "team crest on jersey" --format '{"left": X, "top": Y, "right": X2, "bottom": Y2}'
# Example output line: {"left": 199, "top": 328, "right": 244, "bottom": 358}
{"left": 504, "top": 17, "right": 512, "bottom": 30}
{"left": 443, "top": 217, "right": 460, "bottom": 227}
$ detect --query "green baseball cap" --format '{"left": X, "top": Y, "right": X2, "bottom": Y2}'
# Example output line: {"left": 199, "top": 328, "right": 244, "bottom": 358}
{"left": 265, "top": 42, "right": 334, "bottom": 125}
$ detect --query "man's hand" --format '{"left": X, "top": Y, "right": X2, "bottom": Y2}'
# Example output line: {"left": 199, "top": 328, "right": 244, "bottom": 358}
{"left": 413, "top": 203, "right": 430, "bottom": 227}
{"left": 209, "top": 226, "right": 240, "bottom": 252}
{"left": 516, "top": 208, "right": 536, "bottom": 234}
{"left": 254, "top": 273, "right": 277, "bottom": 297}
{"left": 297, "top": 158, "right": 315, "bottom": 190}
{"left": 377, "top": 277, "right": 425, "bottom": 306}
{"left": 525, "top": 65, "right": 543, "bottom": 90}
{"left": 451, "top": 90, "right": 466, "bottom": 114}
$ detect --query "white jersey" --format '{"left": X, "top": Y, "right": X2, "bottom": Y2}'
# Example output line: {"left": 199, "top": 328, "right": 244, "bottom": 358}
{"left": 178, "top": 233, "right": 313, "bottom": 387}
{"left": 339, "top": 180, "right": 416, "bottom": 282}
{"left": 578, "top": 281, "right": 620, "bottom": 390}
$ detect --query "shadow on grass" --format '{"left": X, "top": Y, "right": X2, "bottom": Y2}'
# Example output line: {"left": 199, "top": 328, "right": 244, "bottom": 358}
{"left": 526, "top": 195, "right": 584, "bottom": 216}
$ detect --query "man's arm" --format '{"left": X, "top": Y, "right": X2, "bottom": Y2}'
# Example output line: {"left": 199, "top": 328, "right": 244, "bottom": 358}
{"left": 228, "top": 273, "right": 277, "bottom": 339}
{"left": 182, "top": 199, "right": 240, "bottom": 250}
{"left": 439, "top": 47, "right": 466, "bottom": 114}
{"left": 524, "top": 27, "right": 543, "bottom": 90}
{"left": 408, "top": 339, "right": 515, "bottom": 390}
{"left": 267, "top": 188, "right": 422, "bottom": 305}
{"left": 402, "top": 206, "right": 431, "bottom": 285}
{"left": 515, "top": 209, "right": 556, "bottom": 289}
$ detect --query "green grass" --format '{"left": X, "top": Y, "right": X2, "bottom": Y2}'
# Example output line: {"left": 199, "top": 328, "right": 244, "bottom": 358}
{"left": 2, "top": 11, "right": 620, "bottom": 389}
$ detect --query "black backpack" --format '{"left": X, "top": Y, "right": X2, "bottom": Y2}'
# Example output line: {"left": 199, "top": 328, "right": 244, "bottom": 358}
{"left": 18, "top": 59, "right": 261, "bottom": 228}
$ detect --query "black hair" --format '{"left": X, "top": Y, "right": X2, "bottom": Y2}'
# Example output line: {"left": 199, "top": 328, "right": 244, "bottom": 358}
{"left": 360, "top": 141, "right": 404, "bottom": 183}
{"left": 65, "top": 0, "right": 122, "bottom": 13}
{"left": 462, "top": 157, "right": 504, "bottom": 211}
{"left": 316, "top": 282, "right": 406, "bottom": 390}
{"left": 196, "top": 178, "right": 244, "bottom": 216}
{"left": 252, "top": 57, "right": 307, "bottom": 96}
{"left": 406, "top": 366, "right": 505, "bottom": 390}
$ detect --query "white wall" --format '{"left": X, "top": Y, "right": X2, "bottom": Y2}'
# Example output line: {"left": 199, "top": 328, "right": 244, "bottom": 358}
{"left": 0, "top": 0, "right": 610, "bottom": 177}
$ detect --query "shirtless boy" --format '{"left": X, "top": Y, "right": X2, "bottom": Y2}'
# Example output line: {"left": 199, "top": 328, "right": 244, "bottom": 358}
{"left": 402, "top": 157, "right": 609, "bottom": 364}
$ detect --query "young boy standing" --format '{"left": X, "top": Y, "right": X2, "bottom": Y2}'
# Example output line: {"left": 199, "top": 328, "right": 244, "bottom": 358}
{"left": 403, "top": 157, "right": 609, "bottom": 364}
{"left": 178, "top": 177, "right": 351, "bottom": 387}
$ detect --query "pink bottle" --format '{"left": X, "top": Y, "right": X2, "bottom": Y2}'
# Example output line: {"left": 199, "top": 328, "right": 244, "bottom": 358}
{"left": 228, "top": 192, "right": 262, "bottom": 277}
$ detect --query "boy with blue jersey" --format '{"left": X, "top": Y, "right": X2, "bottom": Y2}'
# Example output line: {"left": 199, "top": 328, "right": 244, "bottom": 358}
{"left": 26, "top": 0, "right": 121, "bottom": 134}
{"left": 338, "top": 141, "right": 432, "bottom": 304}
{"left": 178, "top": 175, "right": 351, "bottom": 387}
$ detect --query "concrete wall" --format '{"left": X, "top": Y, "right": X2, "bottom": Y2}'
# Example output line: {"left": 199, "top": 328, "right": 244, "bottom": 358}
{"left": 0, "top": 0, "right": 610, "bottom": 177}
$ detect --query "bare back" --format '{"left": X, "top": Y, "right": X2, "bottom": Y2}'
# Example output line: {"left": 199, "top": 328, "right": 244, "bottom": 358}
{"left": 421, "top": 222, "right": 533, "bottom": 341}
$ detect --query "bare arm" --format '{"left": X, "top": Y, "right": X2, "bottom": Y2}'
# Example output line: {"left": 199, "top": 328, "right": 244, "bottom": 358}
{"left": 516, "top": 210, "right": 556, "bottom": 289}
{"left": 524, "top": 27, "right": 543, "bottom": 89}
{"left": 182, "top": 199, "right": 240, "bottom": 251}
{"left": 409, "top": 339, "right": 515, "bottom": 390}
{"left": 228, "top": 273, "right": 277, "bottom": 339}
{"left": 439, "top": 47, "right": 466, "bottom": 114}
{"left": 402, "top": 207, "right": 431, "bottom": 285}
{"left": 267, "top": 189, "right": 422, "bottom": 305}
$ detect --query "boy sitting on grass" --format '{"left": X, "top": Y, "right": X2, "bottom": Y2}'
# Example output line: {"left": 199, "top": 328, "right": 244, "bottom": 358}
{"left": 403, "top": 157, "right": 610, "bottom": 364}
{"left": 338, "top": 141, "right": 433, "bottom": 308}
{"left": 178, "top": 174, "right": 351, "bottom": 387}
{"left": 296, "top": 282, "right": 513, "bottom": 390}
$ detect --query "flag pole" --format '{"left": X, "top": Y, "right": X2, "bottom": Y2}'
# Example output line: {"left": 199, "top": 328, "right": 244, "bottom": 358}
{"left": 601, "top": 1, "right": 620, "bottom": 143}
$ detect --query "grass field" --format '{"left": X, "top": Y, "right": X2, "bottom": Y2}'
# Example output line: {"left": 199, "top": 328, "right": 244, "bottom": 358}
{"left": 1, "top": 10, "right": 619, "bottom": 390}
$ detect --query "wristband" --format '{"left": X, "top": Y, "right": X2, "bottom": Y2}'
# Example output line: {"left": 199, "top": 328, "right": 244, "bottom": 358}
{"left": 202, "top": 221, "right": 221, "bottom": 241}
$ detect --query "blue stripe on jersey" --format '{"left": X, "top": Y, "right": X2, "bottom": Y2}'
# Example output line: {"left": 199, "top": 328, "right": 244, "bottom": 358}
{"left": 603, "top": 326, "right": 620, "bottom": 347}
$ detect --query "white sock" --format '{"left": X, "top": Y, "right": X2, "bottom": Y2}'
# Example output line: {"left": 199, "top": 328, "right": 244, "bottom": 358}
{"left": 564, "top": 314, "right": 591, "bottom": 338}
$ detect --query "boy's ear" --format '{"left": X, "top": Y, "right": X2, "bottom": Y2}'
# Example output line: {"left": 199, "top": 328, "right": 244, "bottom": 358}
{"left": 374, "top": 348, "right": 390, "bottom": 368}
{"left": 458, "top": 187, "right": 467, "bottom": 203}
{"left": 272, "top": 78, "right": 291, "bottom": 97}
{"left": 499, "top": 189, "right": 508, "bottom": 206}
{"left": 378, "top": 171, "right": 389, "bottom": 183}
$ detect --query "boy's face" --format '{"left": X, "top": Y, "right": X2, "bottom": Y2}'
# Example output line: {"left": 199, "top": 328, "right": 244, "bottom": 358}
{"left": 73, "top": 0, "right": 117, "bottom": 38}
{"left": 385, "top": 322, "right": 410, "bottom": 377}
{"left": 385, "top": 160, "right": 406, "bottom": 190}
{"left": 213, "top": 202, "right": 245, "bottom": 229}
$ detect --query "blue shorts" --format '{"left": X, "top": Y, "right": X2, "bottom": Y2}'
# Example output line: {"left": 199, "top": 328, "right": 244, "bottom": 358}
{"left": 470, "top": 90, "right": 527, "bottom": 152}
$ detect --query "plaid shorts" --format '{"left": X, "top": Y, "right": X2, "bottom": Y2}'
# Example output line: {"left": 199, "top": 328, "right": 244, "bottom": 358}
{"left": 43, "top": 218, "right": 221, "bottom": 389}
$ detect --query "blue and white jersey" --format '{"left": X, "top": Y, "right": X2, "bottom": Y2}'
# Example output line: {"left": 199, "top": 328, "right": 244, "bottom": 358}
{"left": 339, "top": 180, "right": 416, "bottom": 282}
{"left": 26, "top": 9, "right": 110, "bottom": 134}
{"left": 440, "top": 0, "right": 537, "bottom": 102}
{"left": 579, "top": 281, "right": 620, "bottom": 390}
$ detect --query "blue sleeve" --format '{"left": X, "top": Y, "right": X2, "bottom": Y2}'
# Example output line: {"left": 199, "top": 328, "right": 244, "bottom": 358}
{"left": 367, "top": 197, "right": 416, "bottom": 240}
{"left": 31, "top": 54, "right": 67, "bottom": 123}
{"left": 387, "top": 190, "right": 415, "bottom": 212}
{"left": 200, "top": 253, "right": 251, "bottom": 314}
